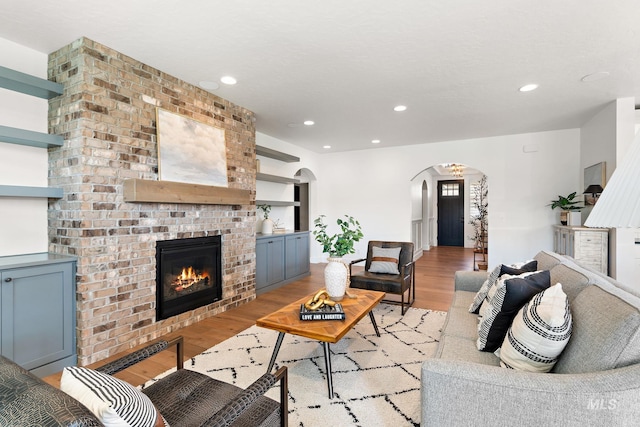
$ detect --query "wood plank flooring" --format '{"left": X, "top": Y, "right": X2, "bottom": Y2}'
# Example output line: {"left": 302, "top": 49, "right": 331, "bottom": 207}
{"left": 43, "top": 246, "right": 473, "bottom": 387}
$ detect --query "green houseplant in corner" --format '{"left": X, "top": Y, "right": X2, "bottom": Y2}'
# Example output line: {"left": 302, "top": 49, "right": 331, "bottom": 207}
{"left": 548, "top": 192, "right": 583, "bottom": 225}
{"left": 313, "top": 215, "right": 364, "bottom": 301}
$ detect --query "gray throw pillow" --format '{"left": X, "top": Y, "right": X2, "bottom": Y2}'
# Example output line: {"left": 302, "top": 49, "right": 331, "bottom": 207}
{"left": 368, "top": 246, "right": 402, "bottom": 274}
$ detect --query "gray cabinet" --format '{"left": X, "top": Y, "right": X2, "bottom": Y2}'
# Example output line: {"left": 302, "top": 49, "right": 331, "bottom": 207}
{"left": 0, "top": 253, "right": 76, "bottom": 377}
{"left": 285, "top": 233, "right": 310, "bottom": 279}
{"left": 553, "top": 225, "right": 609, "bottom": 274}
{"left": 256, "top": 231, "right": 310, "bottom": 294}
{"left": 256, "top": 235, "right": 285, "bottom": 293}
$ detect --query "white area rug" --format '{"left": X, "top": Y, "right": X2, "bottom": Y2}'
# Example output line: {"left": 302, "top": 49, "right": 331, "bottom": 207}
{"left": 148, "top": 304, "right": 446, "bottom": 426}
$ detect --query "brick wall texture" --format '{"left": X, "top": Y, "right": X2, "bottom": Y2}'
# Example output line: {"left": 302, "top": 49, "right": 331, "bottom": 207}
{"left": 47, "top": 38, "right": 257, "bottom": 365}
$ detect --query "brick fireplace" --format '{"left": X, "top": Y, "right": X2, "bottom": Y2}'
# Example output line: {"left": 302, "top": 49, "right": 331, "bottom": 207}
{"left": 47, "top": 38, "right": 257, "bottom": 365}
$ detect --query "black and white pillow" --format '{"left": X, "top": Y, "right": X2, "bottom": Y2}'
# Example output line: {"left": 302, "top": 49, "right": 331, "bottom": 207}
{"left": 61, "top": 366, "right": 165, "bottom": 427}
{"left": 477, "top": 270, "right": 550, "bottom": 352}
{"left": 499, "top": 283, "right": 572, "bottom": 372}
{"left": 469, "top": 260, "right": 538, "bottom": 314}
{"left": 368, "top": 246, "right": 402, "bottom": 274}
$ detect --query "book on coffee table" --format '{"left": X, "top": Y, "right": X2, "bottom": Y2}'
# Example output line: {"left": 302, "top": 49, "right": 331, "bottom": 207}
{"left": 299, "top": 303, "right": 346, "bottom": 321}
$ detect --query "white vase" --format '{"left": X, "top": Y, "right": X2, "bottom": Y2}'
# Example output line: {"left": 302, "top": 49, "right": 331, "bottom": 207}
{"left": 324, "top": 257, "right": 349, "bottom": 301}
{"left": 568, "top": 211, "right": 582, "bottom": 226}
{"left": 261, "top": 218, "right": 274, "bottom": 234}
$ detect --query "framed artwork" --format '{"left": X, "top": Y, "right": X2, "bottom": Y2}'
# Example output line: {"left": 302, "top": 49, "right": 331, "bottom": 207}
{"left": 583, "top": 161, "right": 606, "bottom": 206}
{"left": 156, "top": 108, "right": 228, "bottom": 187}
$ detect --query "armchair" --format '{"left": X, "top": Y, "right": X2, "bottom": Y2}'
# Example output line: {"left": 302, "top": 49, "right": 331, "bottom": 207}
{"left": 349, "top": 241, "right": 415, "bottom": 314}
{"left": 0, "top": 336, "right": 288, "bottom": 427}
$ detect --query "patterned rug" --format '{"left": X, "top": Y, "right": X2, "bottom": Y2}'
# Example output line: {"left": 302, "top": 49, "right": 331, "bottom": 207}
{"left": 148, "top": 305, "right": 445, "bottom": 426}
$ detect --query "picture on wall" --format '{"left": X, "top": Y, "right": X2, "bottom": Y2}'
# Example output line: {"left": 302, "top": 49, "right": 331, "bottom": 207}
{"left": 156, "top": 108, "right": 228, "bottom": 187}
{"left": 583, "top": 161, "right": 606, "bottom": 206}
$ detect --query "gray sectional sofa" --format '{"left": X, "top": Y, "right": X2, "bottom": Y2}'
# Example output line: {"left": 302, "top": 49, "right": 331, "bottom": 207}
{"left": 421, "top": 250, "right": 640, "bottom": 426}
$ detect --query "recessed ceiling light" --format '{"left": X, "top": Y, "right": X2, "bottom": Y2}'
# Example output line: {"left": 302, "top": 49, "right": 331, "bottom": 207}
{"left": 581, "top": 71, "right": 610, "bottom": 82}
{"left": 394, "top": 105, "right": 407, "bottom": 112}
{"left": 220, "top": 76, "right": 237, "bottom": 85}
{"left": 519, "top": 84, "right": 539, "bottom": 92}
{"left": 323, "top": 145, "right": 331, "bottom": 149}
{"left": 199, "top": 81, "right": 219, "bottom": 90}
{"left": 372, "top": 139, "right": 381, "bottom": 144}
{"left": 303, "top": 120, "right": 315, "bottom": 126}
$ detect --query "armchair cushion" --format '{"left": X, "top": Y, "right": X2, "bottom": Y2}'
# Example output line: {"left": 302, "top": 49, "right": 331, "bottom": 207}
{"left": 368, "top": 246, "right": 401, "bottom": 274}
{"left": 61, "top": 366, "right": 165, "bottom": 427}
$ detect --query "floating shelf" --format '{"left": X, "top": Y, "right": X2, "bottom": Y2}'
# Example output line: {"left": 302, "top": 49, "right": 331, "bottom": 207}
{"left": 0, "top": 185, "right": 63, "bottom": 199}
{"left": 123, "top": 179, "right": 251, "bottom": 205}
{"left": 256, "top": 200, "right": 300, "bottom": 207}
{"left": 0, "top": 66, "right": 64, "bottom": 99}
{"left": 256, "top": 145, "right": 300, "bottom": 163}
{"left": 256, "top": 172, "right": 299, "bottom": 184}
{"left": 0, "top": 125, "right": 64, "bottom": 148}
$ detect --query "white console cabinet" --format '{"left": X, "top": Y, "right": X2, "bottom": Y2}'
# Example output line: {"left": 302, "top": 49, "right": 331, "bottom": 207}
{"left": 553, "top": 225, "right": 609, "bottom": 274}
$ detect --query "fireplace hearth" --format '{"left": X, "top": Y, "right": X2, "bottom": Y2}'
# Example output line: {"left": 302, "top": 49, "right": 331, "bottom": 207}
{"left": 156, "top": 236, "right": 222, "bottom": 320}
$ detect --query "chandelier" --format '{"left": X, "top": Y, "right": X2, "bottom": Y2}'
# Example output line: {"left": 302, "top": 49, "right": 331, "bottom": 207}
{"left": 446, "top": 163, "right": 464, "bottom": 177}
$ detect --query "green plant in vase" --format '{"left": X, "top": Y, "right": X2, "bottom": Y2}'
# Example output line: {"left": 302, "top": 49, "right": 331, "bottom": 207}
{"left": 313, "top": 215, "right": 363, "bottom": 257}
{"left": 313, "top": 214, "right": 364, "bottom": 301}
{"left": 548, "top": 192, "right": 583, "bottom": 225}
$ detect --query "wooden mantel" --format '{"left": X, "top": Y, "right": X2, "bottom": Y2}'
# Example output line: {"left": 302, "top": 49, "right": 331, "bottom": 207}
{"left": 123, "top": 179, "right": 251, "bottom": 205}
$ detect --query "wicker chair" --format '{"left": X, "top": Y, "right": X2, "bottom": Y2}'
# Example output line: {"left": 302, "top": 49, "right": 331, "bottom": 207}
{"left": 0, "top": 336, "right": 288, "bottom": 427}
{"left": 349, "top": 241, "right": 415, "bottom": 315}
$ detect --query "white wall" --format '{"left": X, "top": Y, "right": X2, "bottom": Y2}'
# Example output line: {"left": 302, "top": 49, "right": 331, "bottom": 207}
{"left": 311, "top": 129, "right": 581, "bottom": 266}
{"left": 0, "top": 37, "right": 50, "bottom": 256}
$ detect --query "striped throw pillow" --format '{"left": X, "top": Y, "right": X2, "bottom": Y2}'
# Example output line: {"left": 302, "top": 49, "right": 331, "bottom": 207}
{"left": 499, "top": 283, "right": 572, "bottom": 372}
{"left": 368, "top": 246, "right": 402, "bottom": 274}
{"left": 61, "top": 366, "right": 165, "bottom": 427}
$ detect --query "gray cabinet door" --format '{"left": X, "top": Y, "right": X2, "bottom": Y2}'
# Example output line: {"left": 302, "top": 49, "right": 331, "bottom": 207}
{"left": 256, "top": 236, "right": 285, "bottom": 292}
{"left": 285, "top": 233, "right": 310, "bottom": 279}
{"left": 1, "top": 262, "right": 75, "bottom": 374}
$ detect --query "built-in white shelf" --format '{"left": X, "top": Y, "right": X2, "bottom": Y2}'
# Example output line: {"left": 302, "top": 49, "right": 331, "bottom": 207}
{"left": 256, "top": 145, "right": 300, "bottom": 163}
{"left": 256, "top": 200, "right": 300, "bottom": 207}
{"left": 256, "top": 172, "right": 299, "bottom": 184}
{"left": 0, "top": 125, "right": 64, "bottom": 148}
{"left": 0, "top": 185, "right": 63, "bottom": 199}
{"left": 0, "top": 66, "right": 64, "bottom": 99}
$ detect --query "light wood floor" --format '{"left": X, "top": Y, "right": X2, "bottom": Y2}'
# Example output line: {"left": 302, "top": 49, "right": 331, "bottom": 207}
{"left": 43, "top": 246, "right": 473, "bottom": 387}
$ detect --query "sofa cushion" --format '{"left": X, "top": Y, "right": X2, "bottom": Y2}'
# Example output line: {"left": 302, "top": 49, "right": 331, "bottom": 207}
{"left": 499, "top": 283, "right": 572, "bottom": 372}
{"left": 469, "top": 260, "right": 538, "bottom": 314}
{"left": 533, "top": 250, "right": 565, "bottom": 271}
{"left": 477, "top": 270, "right": 551, "bottom": 352}
{"left": 436, "top": 334, "right": 501, "bottom": 366}
{"left": 61, "top": 366, "right": 164, "bottom": 427}
{"left": 368, "top": 246, "right": 401, "bottom": 274}
{"left": 553, "top": 283, "right": 640, "bottom": 374}
{"left": 441, "top": 304, "right": 479, "bottom": 340}
{"left": 547, "top": 263, "right": 589, "bottom": 302}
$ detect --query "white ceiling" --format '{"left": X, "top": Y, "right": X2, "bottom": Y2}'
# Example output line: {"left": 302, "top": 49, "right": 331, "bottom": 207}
{"left": 1, "top": 1, "right": 639, "bottom": 153}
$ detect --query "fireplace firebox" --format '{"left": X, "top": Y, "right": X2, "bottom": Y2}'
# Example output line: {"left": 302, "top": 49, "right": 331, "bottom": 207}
{"left": 156, "top": 236, "right": 222, "bottom": 320}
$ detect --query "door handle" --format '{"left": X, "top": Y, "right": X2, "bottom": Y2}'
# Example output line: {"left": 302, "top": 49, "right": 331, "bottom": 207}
{"left": 4, "top": 277, "right": 12, "bottom": 282}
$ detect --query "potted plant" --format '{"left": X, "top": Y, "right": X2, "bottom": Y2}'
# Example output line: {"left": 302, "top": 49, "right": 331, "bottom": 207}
{"left": 469, "top": 175, "right": 489, "bottom": 270}
{"left": 257, "top": 204, "right": 274, "bottom": 234}
{"left": 548, "top": 192, "right": 583, "bottom": 225}
{"left": 313, "top": 215, "right": 364, "bottom": 300}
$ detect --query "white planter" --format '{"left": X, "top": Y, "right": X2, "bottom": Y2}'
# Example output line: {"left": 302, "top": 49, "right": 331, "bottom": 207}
{"left": 324, "top": 257, "right": 349, "bottom": 301}
{"left": 568, "top": 211, "right": 582, "bottom": 226}
{"left": 261, "top": 218, "right": 274, "bottom": 234}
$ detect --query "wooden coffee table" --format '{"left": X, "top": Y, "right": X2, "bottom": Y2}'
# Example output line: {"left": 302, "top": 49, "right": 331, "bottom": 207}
{"left": 256, "top": 288, "right": 385, "bottom": 399}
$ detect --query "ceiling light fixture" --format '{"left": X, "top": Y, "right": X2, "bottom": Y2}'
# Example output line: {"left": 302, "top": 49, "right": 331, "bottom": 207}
{"left": 519, "top": 84, "right": 539, "bottom": 92}
{"left": 323, "top": 145, "right": 331, "bottom": 149}
{"left": 303, "top": 120, "right": 315, "bottom": 126}
{"left": 198, "top": 81, "right": 219, "bottom": 90}
{"left": 220, "top": 76, "right": 237, "bottom": 85}
{"left": 372, "top": 139, "right": 381, "bottom": 144}
{"left": 394, "top": 105, "right": 407, "bottom": 112}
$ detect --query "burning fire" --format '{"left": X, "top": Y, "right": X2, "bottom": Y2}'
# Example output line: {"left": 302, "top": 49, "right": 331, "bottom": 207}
{"left": 172, "top": 266, "right": 209, "bottom": 291}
